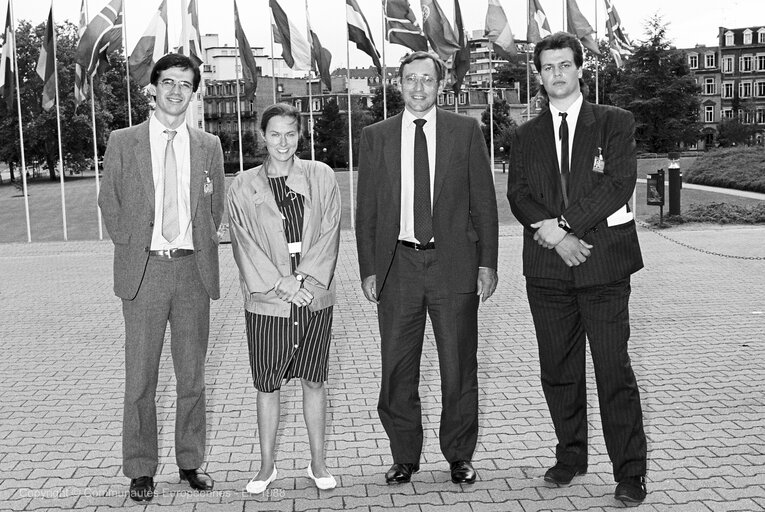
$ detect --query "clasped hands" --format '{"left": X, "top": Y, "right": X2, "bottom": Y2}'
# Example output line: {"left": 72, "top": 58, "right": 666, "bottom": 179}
{"left": 274, "top": 275, "right": 313, "bottom": 306}
{"left": 531, "top": 218, "right": 593, "bottom": 267}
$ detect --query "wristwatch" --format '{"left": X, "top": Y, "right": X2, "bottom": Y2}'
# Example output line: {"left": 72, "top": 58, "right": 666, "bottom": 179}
{"left": 557, "top": 216, "right": 573, "bottom": 233}
{"left": 293, "top": 271, "right": 305, "bottom": 288}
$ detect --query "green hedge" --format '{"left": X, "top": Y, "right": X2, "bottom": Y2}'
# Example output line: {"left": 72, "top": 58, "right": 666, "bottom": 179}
{"left": 684, "top": 147, "right": 765, "bottom": 193}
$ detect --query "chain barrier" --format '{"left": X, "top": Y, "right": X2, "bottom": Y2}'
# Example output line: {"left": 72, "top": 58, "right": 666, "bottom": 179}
{"left": 637, "top": 221, "right": 765, "bottom": 261}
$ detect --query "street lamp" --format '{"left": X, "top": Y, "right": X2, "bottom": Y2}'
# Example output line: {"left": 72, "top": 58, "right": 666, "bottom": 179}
{"left": 499, "top": 146, "right": 506, "bottom": 173}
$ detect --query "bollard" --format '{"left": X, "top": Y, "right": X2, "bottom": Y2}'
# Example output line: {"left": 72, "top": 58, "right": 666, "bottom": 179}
{"left": 667, "top": 152, "right": 682, "bottom": 216}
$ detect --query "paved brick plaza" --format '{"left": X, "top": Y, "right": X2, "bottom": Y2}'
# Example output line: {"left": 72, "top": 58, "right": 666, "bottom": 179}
{"left": 1, "top": 224, "right": 764, "bottom": 511}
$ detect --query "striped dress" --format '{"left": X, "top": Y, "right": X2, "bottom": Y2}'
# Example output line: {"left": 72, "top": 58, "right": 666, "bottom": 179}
{"left": 245, "top": 175, "right": 333, "bottom": 393}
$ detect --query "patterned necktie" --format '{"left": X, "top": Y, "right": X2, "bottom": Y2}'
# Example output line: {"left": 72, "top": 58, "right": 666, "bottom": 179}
{"left": 559, "top": 112, "right": 570, "bottom": 208}
{"left": 162, "top": 129, "right": 179, "bottom": 242}
{"left": 413, "top": 118, "right": 433, "bottom": 245}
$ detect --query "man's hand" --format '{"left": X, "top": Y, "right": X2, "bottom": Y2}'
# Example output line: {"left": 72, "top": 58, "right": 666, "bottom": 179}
{"left": 361, "top": 275, "right": 378, "bottom": 304}
{"left": 554, "top": 234, "right": 593, "bottom": 267}
{"left": 476, "top": 267, "right": 498, "bottom": 303}
{"left": 531, "top": 218, "right": 567, "bottom": 249}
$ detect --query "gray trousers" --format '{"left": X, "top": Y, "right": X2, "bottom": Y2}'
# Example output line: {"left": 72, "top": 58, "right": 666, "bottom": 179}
{"left": 121, "top": 254, "right": 210, "bottom": 479}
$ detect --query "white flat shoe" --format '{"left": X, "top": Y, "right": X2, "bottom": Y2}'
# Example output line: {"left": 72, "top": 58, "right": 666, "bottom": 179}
{"left": 307, "top": 464, "right": 337, "bottom": 490}
{"left": 245, "top": 466, "right": 278, "bottom": 494}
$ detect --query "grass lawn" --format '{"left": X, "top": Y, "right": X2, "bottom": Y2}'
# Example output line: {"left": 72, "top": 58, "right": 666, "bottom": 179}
{"left": 1, "top": 157, "right": 763, "bottom": 244}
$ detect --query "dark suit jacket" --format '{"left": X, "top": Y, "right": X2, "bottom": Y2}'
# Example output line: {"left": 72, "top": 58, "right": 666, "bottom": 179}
{"left": 356, "top": 108, "right": 498, "bottom": 296}
{"left": 507, "top": 101, "right": 643, "bottom": 287}
{"left": 98, "top": 119, "right": 225, "bottom": 300}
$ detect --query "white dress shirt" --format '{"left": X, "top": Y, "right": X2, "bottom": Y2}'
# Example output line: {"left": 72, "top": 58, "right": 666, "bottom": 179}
{"left": 399, "top": 107, "right": 437, "bottom": 243}
{"left": 149, "top": 114, "right": 194, "bottom": 250}
{"left": 549, "top": 93, "right": 583, "bottom": 175}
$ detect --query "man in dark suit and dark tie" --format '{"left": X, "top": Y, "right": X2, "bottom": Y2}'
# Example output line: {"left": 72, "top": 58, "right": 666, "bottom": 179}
{"left": 99, "top": 54, "right": 224, "bottom": 502}
{"left": 507, "top": 32, "right": 647, "bottom": 505}
{"left": 356, "top": 51, "right": 498, "bottom": 485}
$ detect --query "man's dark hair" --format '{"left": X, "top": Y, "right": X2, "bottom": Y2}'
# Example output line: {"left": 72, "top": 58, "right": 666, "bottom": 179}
{"left": 398, "top": 51, "right": 447, "bottom": 82}
{"left": 260, "top": 103, "right": 302, "bottom": 134}
{"left": 150, "top": 53, "right": 202, "bottom": 92}
{"left": 533, "top": 32, "right": 584, "bottom": 72}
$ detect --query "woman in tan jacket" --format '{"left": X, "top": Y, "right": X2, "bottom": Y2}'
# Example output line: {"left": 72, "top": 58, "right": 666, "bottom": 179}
{"left": 227, "top": 103, "right": 341, "bottom": 493}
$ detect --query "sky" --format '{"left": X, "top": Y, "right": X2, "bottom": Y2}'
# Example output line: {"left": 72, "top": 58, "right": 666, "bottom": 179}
{"left": 4, "top": 0, "right": 764, "bottom": 71}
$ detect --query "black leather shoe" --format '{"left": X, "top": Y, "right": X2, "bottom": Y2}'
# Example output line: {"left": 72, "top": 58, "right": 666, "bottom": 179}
{"left": 450, "top": 460, "right": 476, "bottom": 484}
{"left": 543, "top": 462, "right": 587, "bottom": 486}
{"left": 385, "top": 463, "right": 420, "bottom": 484}
{"left": 615, "top": 475, "right": 647, "bottom": 505}
{"left": 129, "top": 476, "right": 155, "bottom": 502}
{"left": 179, "top": 468, "right": 214, "bottom": 491}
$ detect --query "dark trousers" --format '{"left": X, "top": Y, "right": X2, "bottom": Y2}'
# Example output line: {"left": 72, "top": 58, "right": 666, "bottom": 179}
{"left": 121, "top": 254, "right": 210, "bottom": 479}
{"left": 526, "top": 276, "right": 647, "bottom": 482}
{"left": 377, "top": 244, "right": 479, "bottom": 464}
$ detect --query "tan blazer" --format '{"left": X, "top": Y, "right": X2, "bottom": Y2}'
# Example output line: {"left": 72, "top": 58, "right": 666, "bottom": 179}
{"left": 227, "top": 157, "right": 341, "bottom": 317}
{"left": 98, "top": 120, "right": 225, "bottom": 300}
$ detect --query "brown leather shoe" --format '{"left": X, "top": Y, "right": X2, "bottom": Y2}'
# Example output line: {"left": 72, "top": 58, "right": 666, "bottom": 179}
{"left": 385, "top": 463, "right": 420, "bottom": 484}
{"left": 450, "top": 460, "right": 476, "bottom": 484}
{"left": 179, "top": 468, "right": 214, "bottom": 491}
{"left": 543, "top": 462, "right": 587, "bottom": 486}
{"left": 129, "top": 476, "right": 155, "bottom": 502}
{"left": 615, "top": 475, "right": 647, "bottom": 505}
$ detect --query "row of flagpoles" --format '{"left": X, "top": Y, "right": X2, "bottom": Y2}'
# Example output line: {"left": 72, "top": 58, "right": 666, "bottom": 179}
{"left": 0, "top": 0, "right": 634, "bottom": 240}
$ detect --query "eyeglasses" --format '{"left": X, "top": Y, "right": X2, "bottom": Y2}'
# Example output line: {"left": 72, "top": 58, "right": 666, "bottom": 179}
{"left": 158, "top": 78, "right": 194, "bottom": 94}
{"left": 402, "top": 74, "right": 438, "bottom": 88}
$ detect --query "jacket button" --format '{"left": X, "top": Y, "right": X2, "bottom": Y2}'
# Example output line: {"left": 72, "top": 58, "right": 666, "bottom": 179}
{"left": 149, "top": 221, "right": 154, "bottom": 227}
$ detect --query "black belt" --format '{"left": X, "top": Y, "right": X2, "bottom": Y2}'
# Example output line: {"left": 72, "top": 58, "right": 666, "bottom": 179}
{"left": 397, "top": 240, "right": 435, "bottom": 251}
{"left": 149, "top": 249, "right": 194, "bottom": 259}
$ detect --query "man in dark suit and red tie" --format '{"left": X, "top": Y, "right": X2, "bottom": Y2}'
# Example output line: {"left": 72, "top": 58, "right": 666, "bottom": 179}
{"left": 356, "top": 51, "right": 498, "bottom": 485}
{"left": 99, "top": 53, "right": 224, "bottom": 502}
{"left": 507, "top": 32, "right": 648, "bottom": 505}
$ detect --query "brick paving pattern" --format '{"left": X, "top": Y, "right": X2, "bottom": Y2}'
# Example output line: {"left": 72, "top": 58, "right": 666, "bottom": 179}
{"left": 1, "top": 224, "right": 764, "bottom": 511}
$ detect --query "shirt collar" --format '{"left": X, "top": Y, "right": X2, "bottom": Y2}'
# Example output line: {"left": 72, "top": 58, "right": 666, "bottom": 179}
{"left": 402, "top": 106, "right": 437, "bottom": 128}
{"left": 550, "top": 93, "right": 583, "bottom": 122}
{"left": 150, "top": 112, "right": 188, "bottom": 139}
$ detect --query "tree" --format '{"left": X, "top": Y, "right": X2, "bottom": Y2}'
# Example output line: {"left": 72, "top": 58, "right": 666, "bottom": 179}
{"left": 717, "top": 118, "right": 757, "bottom": 147}
{"left": 241, "top": 129, "right": 257, "bottom": 156}
{"left": 481, "top": 97, "right": 517, "bottom": 155}
{"left": 314, "top": 98, "right": 345, "bottom": 168}
{"left": 609, "top": 16, "right": 702, "bottom": 152}
{"left": 369, "top": 84, "right": 404, "bottom": 123}
{"left": 582, "top": 39, "right": 621, "bottom": 105}
{"left": 494, "top": 58, "right": 531, "bottom": 105}
{"left": 348, "top": 98, "right": 374, "bottom": 164}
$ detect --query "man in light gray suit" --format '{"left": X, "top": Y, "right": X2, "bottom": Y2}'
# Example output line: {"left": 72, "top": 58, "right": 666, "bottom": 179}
{"left": 98, "top": 53, "right": 225, "bottom": 502}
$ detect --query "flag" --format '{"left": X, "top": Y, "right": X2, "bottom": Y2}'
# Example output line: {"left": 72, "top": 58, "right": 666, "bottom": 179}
{"left": 235, "top": 0, "right": 259, "bottom": 100}
{"left": 36, "top": 5, "right": 56, "bottom": 111}
{"left": 566, "top": 0, "right": 600, "bottom": 55}
{"left": 346, "top": 0, "right": 381, "bottom": 74}
{"left": 179, "top": 0, "right": 203, "bottom": 67}
{"left": 527, "top": 0, "right": 551, "bottom": 44}
{"left": 451, "top": 0, "right": 470, "bottom": 93}
{"left": 73, "top": 0, "right": 88, "bottom": 108}
{"left": 270, "top": 0, "right": 311, "bottom": 71}
{"left": 604, "top": 0, "right": 632, "bottom": 67}
{"left": 75, "top": 0, "right": 123, "bottom": 78}
{"left": 128, "top": 0, "right": 168, "bottom": 88}
{"left": 384, "top": 0, "right": 427, "bottom": 52}
{"left": 485, "top": 0, "right": 516, "bottom": 60}
{"left": 0, "top": 2, "right": 16, "bottom": 111}
{"left": 420, "top": 0, "right": 461, "bottom": 61}
{"left": 307, "top": 12, "right": 332, "bottom": 91}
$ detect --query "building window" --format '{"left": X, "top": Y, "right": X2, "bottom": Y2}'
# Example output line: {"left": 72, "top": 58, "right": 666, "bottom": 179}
{"left": 312, "top": 99, "right": 321, "bottom": 111}
{"left": 756, "top": 108, "right": 765, "bottom": 124}
{"left": 740, "top": 81, "right": 752, "bottom": 98}
{"left": 722, "top": 82, "right": 734, "bottom": 98}
{"left": 757, "top": 81, "right": 765, "bottom": 97}
{"left": 757, "top": 54, "right": 765, "bottom": 71}
{"left": 759, "top": 28, "right": 765, "bottom": 43}
{"left": 743, "top": 29, "right": 752, "bottom": 45}
{"left": 740, "top": 55, "right": 753, "bottom": 72}
{"left": 446, "top": 93, "right": 454, "bottom": 105}
{"left": 725, "top": 31, "right": 734, "bottom": 46}
{"left": 688, "top": 53, "right": 698, "bottom": 69}
{"left": 704, "top": 105, "right": 714, "bottom": 123}
{"left": 459, "top": 92, "right": 467, "bottom": 105}
{"left": 705, "top": 53, "right": 716, "bottom": 68}
{"left": 722, "top": 108, "right": 733, "bottom": 119}
{"left": 437, "top": 95, "right": 444, "bottom": 106}
{"left": 742, "top": 110, "right": 754, "bottom": 124}
{"left": 704, "top": 78, "right": 716, "bottom": 95}
{"left": 722, "top": 56, "right": 734, "bottom": 73}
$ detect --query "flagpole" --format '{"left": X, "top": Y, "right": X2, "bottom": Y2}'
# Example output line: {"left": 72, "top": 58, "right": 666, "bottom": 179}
{"left": 594, "top": 0, "right": 599, "bottom": 104}
{"left": 122, "top": 0, "right": 132, "bottom": 126}
{"left": 235, "top": 43, "right": 244, "bottom": 174}
{"left": 269, "top": 12, "right": 277, "bottom": 104}
{"left": 306, "top": 0, "right": 316, "bottom": 160}
{"left": 51, "top": 1, "right": 68, "bottom": 240}
{"left": 488, "top": 47, "right": 495, "bottom": 174}
{"left": 345, "top": 23, "right": 355, "bottom": 230}
{"left": 526, "top": 47, "right": 531, "bottom": 121}
{"left": 381, "top": 1, "right": 387, "bottom": 119}
{"left": 8, "top": 0, "right": 31, "bottom": 242}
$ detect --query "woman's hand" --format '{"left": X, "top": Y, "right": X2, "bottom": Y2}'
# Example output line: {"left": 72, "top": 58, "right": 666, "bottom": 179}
{"left": 274, "top": 275, "right": 313, "bottom": 305}
{"left": 290, "top": 288, "right": 314, "bottom": 307}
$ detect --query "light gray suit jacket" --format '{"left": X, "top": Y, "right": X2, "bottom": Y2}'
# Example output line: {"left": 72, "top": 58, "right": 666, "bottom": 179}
{"left": 98, "top": 119, "right": 225, "bottom": 300}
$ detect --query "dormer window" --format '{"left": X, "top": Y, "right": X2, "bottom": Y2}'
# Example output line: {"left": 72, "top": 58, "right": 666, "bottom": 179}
{"left": 725, "top": 31, "right": 734, "bottom": 46}
{"left": 743, "top": 29, "right": 753, "bottom": 45}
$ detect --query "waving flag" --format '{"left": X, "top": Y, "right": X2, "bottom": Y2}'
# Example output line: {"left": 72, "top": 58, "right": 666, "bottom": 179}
{"left": 566, "top": 0, "right": 600, "bottom": 55}
{"left": 384, "top": 0, "right": 427, "bottom": 52}
{"left": 128, "top": 0, "right": 168, "bottom": 88}
{"left": 307, "top": 12, "right": 332, "bottom": 91}
{"left": 36, "top": 5, "right": 56, "bottom": 111}
{"left": 270, "top": 0, "right": 311, "bottom": 71}
{"left": 73, "top": 0, "right": 88, "bottom": 108}
{"left": 179, "top": 0, "right": 203, "bottom": 66}
{"left": 75, "top": 0, "right": 123, "bottom": 78}
{"left": 0, "top": 3, "right": 14, "bottom": 111}
{"left": 604, "top": 0, "right": 633, "bottom": 67}
{"left": 485, "top": 0, "right": 516, "bottom": 59}
{"left": 346, "top": 0, "right": 381, "bottom": 74}
{"left": 420, "top": 0, "right": 461, "bottom": 61}
{"left": 451, "top": 0, "right": 470, "bottom": 93}
{"left": 235, "top": 0, "right": 259, "bottom": 99}
{"left": 527, "top": 0, "right": 551, "bottom": 44}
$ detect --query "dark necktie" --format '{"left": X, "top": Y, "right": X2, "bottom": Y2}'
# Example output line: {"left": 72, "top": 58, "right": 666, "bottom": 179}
{"left": 559, "top": 112, "right": 570, "bottom": 208}
{"left": 413, "top": 118, "right": 432, "bottom": 245}
{"left": 162, "top": 129, "right": 179, "bottom": 242}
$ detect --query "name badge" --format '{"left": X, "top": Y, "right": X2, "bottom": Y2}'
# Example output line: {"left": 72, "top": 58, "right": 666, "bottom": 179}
{"left": 203, "top": 176, "right": 213, "bottom": 195}
{"left": 592, "top": 147, "right": 605, "bottom": 173}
